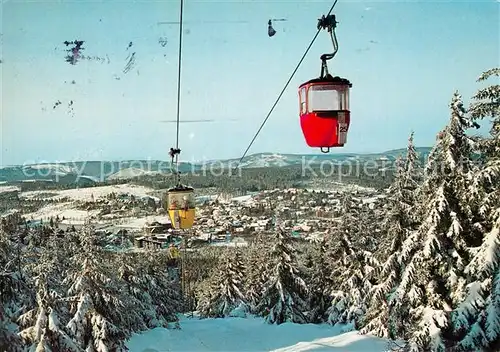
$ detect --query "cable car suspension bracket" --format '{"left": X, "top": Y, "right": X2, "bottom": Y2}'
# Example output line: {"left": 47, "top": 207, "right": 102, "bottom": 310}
{"left": 169, "top": 147, "right": 182, "bottom": 187}
{"left": 317, "top": 14, "right": 338, "bottom": 79}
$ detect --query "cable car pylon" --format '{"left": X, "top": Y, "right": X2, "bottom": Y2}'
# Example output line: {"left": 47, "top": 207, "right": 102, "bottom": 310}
{"left": 166, "top": 0, "right": 196, "bottom": 231}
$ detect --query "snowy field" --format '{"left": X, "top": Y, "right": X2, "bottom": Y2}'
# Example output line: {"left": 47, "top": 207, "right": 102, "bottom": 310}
{"left": 0, "top": 185, "right": 21, "bottom": 193}
{"left": 22, "top": 202, "right": 101, "bottom": 222}
{"left": 230, "top": 194, "right": 254, "bottom": 203}
{"left": 19, "top": 184, "right": 159, "bottom": 201}
{"left": 126, "top": 315, "right": 390, "bottom": 352}
{"left": 22, "top": 204, "right": 172, "bottom": 228}
{"left": 115, "top": 215, "right": 170, "bottom": 229}
{"left": 17, "top": 183, "right": 259, "bottom": 224}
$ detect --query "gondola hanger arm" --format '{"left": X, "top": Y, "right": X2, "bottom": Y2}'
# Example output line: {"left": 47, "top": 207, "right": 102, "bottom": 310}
{"left": 317, "top": 14, "right": 339, "bottom": 78}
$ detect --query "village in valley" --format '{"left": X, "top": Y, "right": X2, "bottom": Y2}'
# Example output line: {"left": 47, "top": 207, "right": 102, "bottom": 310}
{"left": 0, "top": 174, "right": 386, "bottom": 253}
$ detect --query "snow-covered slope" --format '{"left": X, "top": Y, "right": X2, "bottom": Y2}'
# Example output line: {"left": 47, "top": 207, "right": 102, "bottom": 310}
{"left": 20, "top": 184, "right": 159, "bottom": 201}
{"left": 0, "top": 185, "right": 21, "bottom": 194}
{"left": 27, "top": 163, "right": 79, "bottom": 175}
{"left": 126, "top": 315, "right": 390, "bottom": 352}
{"left": 199, "top": 153, "right": 323, "bottom": 169}
{"left": 22, "top": 203, "right": 101, "bottom": 223}
{"left": 107, "top": 167, "right": 161, "bottom": 180}
{"left": 199, "top": 148, "right": 431, "bottom": 170}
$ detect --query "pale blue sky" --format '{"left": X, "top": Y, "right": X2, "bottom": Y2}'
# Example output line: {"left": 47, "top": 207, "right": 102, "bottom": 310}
{"left": 1, "top": 0, "right": 499, "bottom": 166}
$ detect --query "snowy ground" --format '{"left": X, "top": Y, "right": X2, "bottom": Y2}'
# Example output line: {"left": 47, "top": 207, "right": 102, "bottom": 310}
{"left": 22, "top": 202, "right": 101, "bottom": 223}
{"left": 18, "top": 184, "right": 161, "bottom": 224}
{"left": 18, "top": 184, "right": 257, "bottom": 225}
{"left": 0, "top": 185, "right": 21, "bottom": 193}
{"left": 22, "top": 204, "right": 172, "bottom": 230}
{"left": 230, "top": 194, "right": 254, "bottom": 203}
{"left": 19, "top": 184, "right": 158, "bottom": 201}
{"left": 126, "top": 315, "right": 390, "bottom": 352}
{"left": 115, "top": 215, "right": 170, "bottom": 229}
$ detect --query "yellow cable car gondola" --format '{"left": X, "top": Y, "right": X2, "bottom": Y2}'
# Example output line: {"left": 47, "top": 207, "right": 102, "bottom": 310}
{"left": 166, "top": 184, "right": 195, "bottom": 230}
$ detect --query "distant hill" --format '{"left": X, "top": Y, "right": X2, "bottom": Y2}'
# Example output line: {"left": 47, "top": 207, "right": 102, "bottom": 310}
{"left": 199, "top": 148, "right": 432, "bottom": 169}
{"left": 0, "top": 147, "right": 432, "bottom": 184}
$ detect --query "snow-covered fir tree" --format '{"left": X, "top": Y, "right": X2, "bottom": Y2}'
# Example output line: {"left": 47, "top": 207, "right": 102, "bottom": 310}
{"left": 18, "top": 276, "right": 80, "bottom": 352}
{"left": 244, "top": 233, "right": 270, "bottom": 313}
{"left": 321, "top": 193, "right": 378, "bottom": 329}
{"left": 256, "top": 229, "right": 308, "bottom": 324}
{"left": 362, "top": 132, "right": 423, "bottom": 338}
{"left": 0, "top": 226, "right": 24, "bottom": 352}
{"left": 64, "top": 224, "right": 129, "bottom": 351}
{"left": 307, "top": 236, "right": 333, "bottom": 323}
{"left": 452, "top": 67, "right": 500, "bottom": 351}
{"left": 117, "top": 255, "right": 153, "bottom": 331}
{"left": 469, "top": 68, "right": 499, "bottom": 141}
{"left": 0, "top": 303, "right": 23, "bottom": 352}
{"left": 386, "top": 92, "right": 480, "bottom": 351}
{"left": 198, "top": 248, "right": 247, "bottom": 318}
{"left": 18, "top": 237, "right": 79, "bottom": 352}
{"left": 453, "top": 211, "right": 500, "bottom": 351}
{"left": 142, "top": 251, "right": 181, "bottom": 325}
{"left": 195, "top": 250, "right": 222, "bottom": 317}
{"left": 326, "top": 231, "right": 379, "bottom": 330}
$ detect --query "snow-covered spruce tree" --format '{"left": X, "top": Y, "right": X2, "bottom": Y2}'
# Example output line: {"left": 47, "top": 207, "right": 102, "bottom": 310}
{"left": 0, "top": 226, "right": 25, "bottom": 351}
{"left": 453, "top": 211, "right": 500, "bottom": 351}
{"left": 244, "top": 233, "right": 270, "bottom": 313}
{"left": 18, "top": 275, "right": 80, "bottom": 351}
{"left": 452, "top": 68, "right": 500, "bottom": 351}
{"left": 195, "top": 247, "right": 226, "bottom": 317}
{"left": 387, "top": 92, "right": 479, "bottom": 350}
{"left": 256, "top": 229, "right": 308, "bottom": 324}
{"left": 362, "top": 132, "right": 423, "bottom": 338}
{"left": 322, "top": 193, "right": 378, "bottom": 329}
{"left": 140, "top": 251, "right": 181, "bottom": 326}
{"left": 116, "top": 254, "right": 152, "bottom": 331}
{"left": 469, "top": 67, "right": 499, "bottom": 152}
{"left": 18, "top": 237, "right": 80, "bottom": 351}
{"left": 326, "top": 229, "right": 379, "bottom": 330}
{"left": 307, "top": 235, "right": 333, "bottom": 323}
{"left": 232, "top": 248, "right": 247, "bottom": 316}
{"left": 64, "top": 224, "right": 129, "bottom": 351}
{"left": 467, "top": 67, "right": 499, "bottom": 236}
{"left": 198, "top": 248, "right": 247, "bottom": 318}
{"left": 195, "top": 269, "right": 219, "bottom": 317}
{"left": 0, "top": 226, "right": 24, "bottom": 351}
{"left": 0, "top": 303, "right": 23, "bottom": 351}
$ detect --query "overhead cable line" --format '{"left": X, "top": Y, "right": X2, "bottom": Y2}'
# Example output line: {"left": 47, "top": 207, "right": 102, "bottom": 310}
{"left": 169, "top": 0, "right": 185, "bottom": 186}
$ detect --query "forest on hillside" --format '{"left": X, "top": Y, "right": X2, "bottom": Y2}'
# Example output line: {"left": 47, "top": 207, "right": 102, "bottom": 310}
{"left": 5, "top": 157, "right": 394, "bottom": 195}
{"left": 0, "top": 68, "right": 498, "bottom": 351}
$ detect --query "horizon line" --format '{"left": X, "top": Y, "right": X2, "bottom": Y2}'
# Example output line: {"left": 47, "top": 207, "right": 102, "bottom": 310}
{"left": 0, "top": 146, "right": 432, "bottom": 169}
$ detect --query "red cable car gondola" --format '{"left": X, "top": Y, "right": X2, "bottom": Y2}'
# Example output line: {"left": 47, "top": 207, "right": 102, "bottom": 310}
{"left": 299, "top": 14, "right": 352, "bottom": 153}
